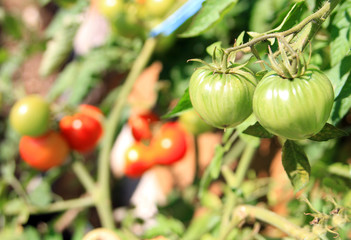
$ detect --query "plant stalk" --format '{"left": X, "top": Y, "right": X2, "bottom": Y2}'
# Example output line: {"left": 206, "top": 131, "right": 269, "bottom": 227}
{"left": 232, "top": 205, "right": 319, "bottom": 240}
{"left": 95, "top": 37, "right": 157, "bottom": 229}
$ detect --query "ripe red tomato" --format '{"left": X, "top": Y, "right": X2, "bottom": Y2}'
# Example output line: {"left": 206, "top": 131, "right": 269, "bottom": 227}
{"left": 19, "top": 131, "right": 70, "bottom": 171}
{"left": 128, "top": 111, "right": 159, "bottom": 141}
{"left": 124, "top": 142, "right": 155, "bottom": 178}
{"left": 150, "top": 122, "right": 187, "bottom": 165}
{"left": 60, "top": 113, "right": 103, "bottom": 153}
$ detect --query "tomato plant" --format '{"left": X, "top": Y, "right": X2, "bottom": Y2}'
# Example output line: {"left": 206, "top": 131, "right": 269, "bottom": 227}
{"left": 128, "top": 111, "right": 159, "bottom": 141}
{"left": 9, "top": 95, "right": 51, "bottom": 137}
{"left": 189, "top": 68, "right": 257, "bottom": 129}
{"left": 60, "top": 112, "right": 103, "bottom": 153}
{"left": 253, "top": 70, "right": 334, "bottom": 140}
{"left": 19, "top": 131, "right": 70, "bottom": 171}
{"left": 150, "top": 122, "right": 187, "bottom": 165}
{"left": 124, "top": 141, "right": 155, "bottom": 178}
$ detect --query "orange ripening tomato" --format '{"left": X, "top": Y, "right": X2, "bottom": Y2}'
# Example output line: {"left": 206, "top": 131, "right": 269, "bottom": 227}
{"left": 151, "top": 122, "right": 187, "bottom": 165}
{"left": 19, "top": 131, "right": 70, "bottom": 171}
{"left": 124, "top": 141, "right": 155, "bottom": 178}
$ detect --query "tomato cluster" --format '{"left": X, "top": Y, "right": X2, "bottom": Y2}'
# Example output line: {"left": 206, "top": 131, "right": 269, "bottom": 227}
{"left": 10, "top": 95, "right": 104, "bottom": 171}
{"left": 124, "top": 111, "right": 188, "bottom": 178}
{"left": 189, "top": 64, "right": 334, "bottom": 140}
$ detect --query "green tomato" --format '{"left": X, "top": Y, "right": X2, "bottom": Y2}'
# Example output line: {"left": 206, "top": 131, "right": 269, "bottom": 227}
{"left": 111, "top": 3, "right": 145, "bottom": 38}
{"left": 96, "top": 0, "right": 124, "bottom": 20}
{"left": 179, "top": 109, "right": 213, "bottom": 135}
{"left": 189, "top": 68, "right": 257, "bottom": 129}
{"left": 253, "top": 70, "right": 334, "bottom": 140}
{"left": 145, "top": 0, "right": 175, "bottom": 18}
{"left": 10, "top": 95, "right": 50, "bottom": 137}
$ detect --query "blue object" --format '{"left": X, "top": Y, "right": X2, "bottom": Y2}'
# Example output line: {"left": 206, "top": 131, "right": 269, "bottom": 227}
{"left": 149, "top": 0, "right": 205, "bottom": 37}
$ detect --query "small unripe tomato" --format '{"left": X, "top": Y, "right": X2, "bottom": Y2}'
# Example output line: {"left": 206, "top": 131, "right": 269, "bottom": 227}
{"left": 19, "top": 131, "right": 70, "bottom": 171}
{"left": 128, "top": 111, "right": 159, "bottom": 141}
{"left": 95, "top": 0, "right": 124, "bottom": 20}
{"left": 253, "top": 70, "right": 334, "bottom": 140}
{"left": 150, "top": 122, "right": 187, "bottom": 165}
{"left": 124, "top": 141, "right": 155, "bottom": 178}
{"left": 189, "top": 68, "right": 257, "bottom": 129}
{"left": 145, "top": 0, "right": 175, "bottom": 18}
{"left": 10, "top": 95, "right": 50, "bottom": 137}
{"left": 83, "top": 228, "right": 121, "bottom": 240}
{"left": 60, "top": 112, "right": 103, "bottom": 153}
{"left": 179, "top": 109, "right": 213, "bottom": 135}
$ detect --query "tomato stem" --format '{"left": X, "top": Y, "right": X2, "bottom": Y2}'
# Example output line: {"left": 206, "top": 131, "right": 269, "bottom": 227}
{"left": 72, "top": 160, "right": 96, "bottom": 194}
{"left": 219, "top": 144, "right": 257, "bottom": 239}
{"left": 231, "top": 205, "right": 319, "bottom": 240}
{"left": 224, "top": 0, "right": 340, "bottom": 55}
{"left": 95, "top": 37, "right": 157, "bottom": 229}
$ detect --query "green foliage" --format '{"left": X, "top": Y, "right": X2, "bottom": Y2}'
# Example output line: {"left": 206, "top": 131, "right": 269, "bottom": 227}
{"left": 180, "top": 0, "right": 238, "bottom": 37}
{"left": 243, "top": 122, "right": 274, "bottom": 138}
{"left": 282, "top": 140, "right": 311, "bottom": 192}
{"left": 162, "top": 88, "right": 192, "bottom": 119}
{"left": 308, "top": 123, "right": 348, "bottom": 141}
{"left": 329, "top": 0, "right": 351, "bottom": 67}
{"left": 39, "top": 17, "right": 80, "bottom": 77}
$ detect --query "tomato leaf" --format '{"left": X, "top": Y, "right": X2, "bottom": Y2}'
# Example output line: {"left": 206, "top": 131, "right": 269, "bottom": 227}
{"left": 329, "top": 55, "right": 351, "bottom": 124}
{"left": 39, "top": 17, "right": 80, "bottom": 77}
{"left": 206, "top": 41, "right": 222, "bottom": 57}
{"left": 162, "top": 88, "right": 193, "bottom": 119}
{"left": 28, "top": 180, "right": 53, "bottom": 207}
{"left": 270, "top": 2, "right": 306, "bottom": 32}
{"left": 243, "top": 122, "right": 274, "bottom": 138}
{"left": 308, "top": 123, "right": 348, "bottom": 141}
{"left": 180, "top": 0, "right": 238, "bottom": 38}
{"left": 329, "top": 0, "right": 351, "bottom": 67}
{"left": 47, "top": 61, "right": 80, "bottom": 102}
{"left": 282, "top": 140, "right": 311, "bottom": 193}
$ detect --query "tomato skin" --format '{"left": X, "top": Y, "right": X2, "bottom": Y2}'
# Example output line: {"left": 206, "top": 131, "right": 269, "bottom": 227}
{"left": 60, "top": 113, "right": 103, "bottom": 153}
{"left": 19, "top": 131, "right": 69, "bottom": 171}
{"left": 78, "top": 104, "right": 104, "bottom": 122}
{"left": 189, "top": 68, "right": 257, "bottom": 129}
{"left": 95, "top": 0, "right": 124, "bottom": 19}
{"left": 179, "top": 109, "right": 213, "bottom": 135}
{"left": 124, "top": 142, "right": 155, "bottom": 178}
{"left": 128, "top": 112, "right": 159, "bottom": 141}
{"left": 253, "top": 70, "right": 334, "bottom": 140}
{"left": 10, "top": 95, "right": 50, "bottom": 137}
{"left": 151, "top": 122, "right": 187, "bottom": 165}
{"left": 144, "top": 0, "right": 175, "bottom": 18}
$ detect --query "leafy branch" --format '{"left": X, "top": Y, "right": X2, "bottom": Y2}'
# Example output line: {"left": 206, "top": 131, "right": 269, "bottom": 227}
{"left": 224, "top": 0, "right": 340, "bottom": 55}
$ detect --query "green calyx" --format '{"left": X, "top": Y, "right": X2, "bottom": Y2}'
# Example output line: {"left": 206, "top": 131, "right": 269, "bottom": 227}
{"left": 188, "top": 47, "right": 249, "bottom": 74}
{"left": 267, "top": 38, "right": 308, "bottom": 79}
